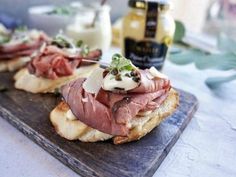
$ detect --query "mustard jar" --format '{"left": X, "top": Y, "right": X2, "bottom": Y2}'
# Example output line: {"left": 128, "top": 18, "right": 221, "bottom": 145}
{"left": 121, "top": 0, "right": 175, "bottom": 70}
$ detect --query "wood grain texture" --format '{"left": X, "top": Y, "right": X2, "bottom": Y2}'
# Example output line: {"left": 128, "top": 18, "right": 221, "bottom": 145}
{"left": 0, "top": 72, "right": 198, "bottom": 177}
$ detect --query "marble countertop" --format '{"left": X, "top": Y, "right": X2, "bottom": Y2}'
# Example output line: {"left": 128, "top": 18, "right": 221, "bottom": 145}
{"left": 0, "top": 48, "right": 236, "bottom": 177}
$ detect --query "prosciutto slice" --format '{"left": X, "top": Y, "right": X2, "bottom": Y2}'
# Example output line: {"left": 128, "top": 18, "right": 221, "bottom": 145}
{"left": 27, "top": 44, "right": 102, "bottom": 80}
{"left": 129, "top": 69, "right": 170, "bottom": 93}
{"left": 44, "top": 45, "right": 102, "bottom": 60}
{"left": 0, "top": 31, "right": 48, "bottom": 60}
{"left": 62, "top": 79, "right": 128, "bottom": 135}
{"left": 61, "top": 70, "right": 171, "bottom": 136}
{"left": 0, "top": 48, "right": 37, "bottom": 60}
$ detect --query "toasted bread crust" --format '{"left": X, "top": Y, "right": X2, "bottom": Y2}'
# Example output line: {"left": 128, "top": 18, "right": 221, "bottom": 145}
{"left": 14, "top": 64, "right": 99, "bottom": 93}
{"left": 50, "top": 102, "right": 113, "bottom": 142}
{"left": 0, "top": 57, "right": 31, "bottom": 72}
{"left": 50, "top": 89, "right": 179, "bottom": 144}
{"left": 113, "top": 89, "right": 179, "bottom": 144}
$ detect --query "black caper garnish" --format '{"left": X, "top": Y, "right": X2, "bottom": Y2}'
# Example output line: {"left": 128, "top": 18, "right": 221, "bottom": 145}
{"left": 132, "top": 76, "right": 140, "bottom": 83}
{"left": 103, "top": 68, "right": 109, "bottom": 78}
{"left": 51, "top": 36, "right": 72, "bottom": 49}
{"left": 130, "top": 70, "right": 138, "bottom": 77}
{"left": 115, "top": 74, "right": 122, "bottom": 81}
{"left": 111, "top": 68, "right": 118, "bottom": 75}
{"left": 125, "top": 73, "right": 131, "bottom": 77}
{"left": 114, "top": 87, "right": 125, "bottom": 90}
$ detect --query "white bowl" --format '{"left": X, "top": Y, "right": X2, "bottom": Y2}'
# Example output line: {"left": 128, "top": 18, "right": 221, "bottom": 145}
{"left": 28, "top": 5, "right": 74, "bottom": 36}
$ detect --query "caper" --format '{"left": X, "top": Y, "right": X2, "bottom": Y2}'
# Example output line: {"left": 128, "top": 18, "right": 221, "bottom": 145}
{"left": 132, "top": 76, "right": 140, "bottom": 82}
{"left": 125, "top": 73, "right": 131, "bottom": 77}
{"left": 130, "top": 70, "right": 138, "bottom": 76}
{"left": 114, "top": 87, "right": 125, "bottom": 90}
{"left": 115, "top": 74, "right": 122, "bottom": 81}
{"left": 111, "top": 68, "right": 118, "bottom": 75}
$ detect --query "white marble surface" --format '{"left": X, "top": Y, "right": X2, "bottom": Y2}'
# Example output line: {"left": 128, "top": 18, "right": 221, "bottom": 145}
{"left": 1, "top": 48, "right": 236, "bottom": 177}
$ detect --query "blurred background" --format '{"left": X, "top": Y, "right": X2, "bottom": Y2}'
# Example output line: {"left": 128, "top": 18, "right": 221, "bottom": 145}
{"left": 0, "top": 0, "right": 214, "bottom": 33}
{"left": 1, "top": 0, "right": 236, "bottom": 87}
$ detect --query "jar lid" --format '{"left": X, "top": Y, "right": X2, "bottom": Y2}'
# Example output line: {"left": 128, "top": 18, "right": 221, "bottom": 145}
{"left": 154, "top": 0, "right": 171, "bottom": 4}
{"left": 128, "top": 0, "right": 171, "bottom": 9}
{"left": 128, "top": 0, "right": 146, "bottom": 9}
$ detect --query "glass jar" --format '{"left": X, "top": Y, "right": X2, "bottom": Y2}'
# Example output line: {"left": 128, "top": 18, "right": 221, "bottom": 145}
{"left": 66, "top": 3, "right": 112, "bottom": 52}
{"left": 121, "top": 0, "right": 175, "bottom": 70}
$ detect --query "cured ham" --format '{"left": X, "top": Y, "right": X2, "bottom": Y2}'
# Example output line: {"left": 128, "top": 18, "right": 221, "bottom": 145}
{"left": 27, "top": 43, "right": 102, "bottom": 80}
{"left": 61, "top": 69, "right": 171, "bottom": 136}
{"left": 0, "top": 30, "right": 48, "bottom": 60}
{"left": 129, "top": 69, "right": 170, "bottom": 93}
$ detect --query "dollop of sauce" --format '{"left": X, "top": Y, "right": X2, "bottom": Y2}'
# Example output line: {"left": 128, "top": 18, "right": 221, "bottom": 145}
{"left": 102, "top": 70, "right": 139, "bottom": 91}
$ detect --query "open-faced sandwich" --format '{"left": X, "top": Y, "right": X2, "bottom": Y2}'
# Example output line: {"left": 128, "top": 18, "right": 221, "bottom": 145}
{"left": 0, "top": 26, "right": 48, "bottom": 72}
{"left": 50, "top": 54, "right": 179, "bottom": 144}
{"left": 14, "top": 34, "right": 102, "bottom": 93}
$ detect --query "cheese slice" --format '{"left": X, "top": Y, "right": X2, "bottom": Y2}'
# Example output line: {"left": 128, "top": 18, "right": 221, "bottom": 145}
{"left": 66, "top": 110, "right": 77, "bottom": 121}
{"left": 149, "top": 66, "right": 168, "bottom": 79}
{"left": 14, "top": 64, "right": 99, "bottom": 93}
{"left": 82, "top": 67, "right": 104, "bottom": 95}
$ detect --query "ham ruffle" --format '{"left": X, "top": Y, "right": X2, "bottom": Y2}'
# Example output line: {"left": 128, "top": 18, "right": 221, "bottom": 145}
{"left": 0, "top": 31, "right": 48, "bottom": 60}
{"left": 61, "top": 69, "right": 171, "bottom": 136}
{"left": 27, "top": 44, "right": 102, "bottom": 80}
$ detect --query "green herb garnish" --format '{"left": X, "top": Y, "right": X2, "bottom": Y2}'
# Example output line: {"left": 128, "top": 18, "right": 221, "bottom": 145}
{"left": 107, "top": 54, "right": 140, "bottom": 83}
{"left": 76, "top": 40, "right": 83, "bottom": 48}
{"left": 15, "top": 26, "right": 28, "bottom": 32}
{"left": 109, "top": 54, "right": 134, "bottom": 72}
{"left": 47, "top": 6, "right": 75, "bottom": 16}
{"left": 22, "top": 37, "right": 30, "bottom": 43}
{"left": 51, "top": 35, "right": 72, "bottom": 48}
{"left": 81, "top": 45, "right": 90, "bottom": 57}
{"left": 52, "top": 35, "right": 91, "bottom": 58}
{"left": 76, "top": 40, "right": 90, "bottom": 57}
{"left": 0, "top": 35, "right": 10, "bottom": 44}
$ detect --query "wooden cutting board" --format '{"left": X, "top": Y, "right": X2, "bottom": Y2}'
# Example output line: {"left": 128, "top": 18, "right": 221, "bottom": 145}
{"left": 0, "top": 72, "right": 198, "bottom": 177}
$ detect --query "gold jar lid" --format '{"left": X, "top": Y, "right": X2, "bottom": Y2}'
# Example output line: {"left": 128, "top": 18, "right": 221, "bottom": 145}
{"left": 128, "top": 0, "right": 171, "bottom": 9}
{"left": 128, "top": 0, "right": 146, "bottom": 9}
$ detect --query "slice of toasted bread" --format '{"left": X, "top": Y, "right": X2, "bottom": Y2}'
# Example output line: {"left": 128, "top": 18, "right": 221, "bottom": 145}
{"left": 0, "top": 61, "right": 7, "bottom": 72}
{"left": 50, "top": 89, "right": 179, "bottom": 144}
{"left": 50, "top": 102, "right": 113, "bottom": 142}
{"left": 14, "top": 64, "right": 99, "bottom": 93}
{"left": 0, "top": 57, "right": 31, "bottom": 72}
{"left": 113, "top": 89, "right": 179, "bottom": 144}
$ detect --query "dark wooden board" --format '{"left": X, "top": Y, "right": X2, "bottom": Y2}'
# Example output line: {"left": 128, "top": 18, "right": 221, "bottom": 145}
{"left": 0, "top": 72, "right": 198, "bottom": 177}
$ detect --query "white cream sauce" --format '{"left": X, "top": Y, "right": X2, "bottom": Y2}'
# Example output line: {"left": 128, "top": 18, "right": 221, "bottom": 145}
{"left": 102, "top": 70, "right": 138, "bottom": 91}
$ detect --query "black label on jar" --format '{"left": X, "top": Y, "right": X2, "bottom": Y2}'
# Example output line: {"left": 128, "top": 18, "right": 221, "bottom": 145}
{"left": 124, "top": 38, "right": 168, "bottom": 70}
{"left": 145, "top": 2, "right": 158, "bottom": 38}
